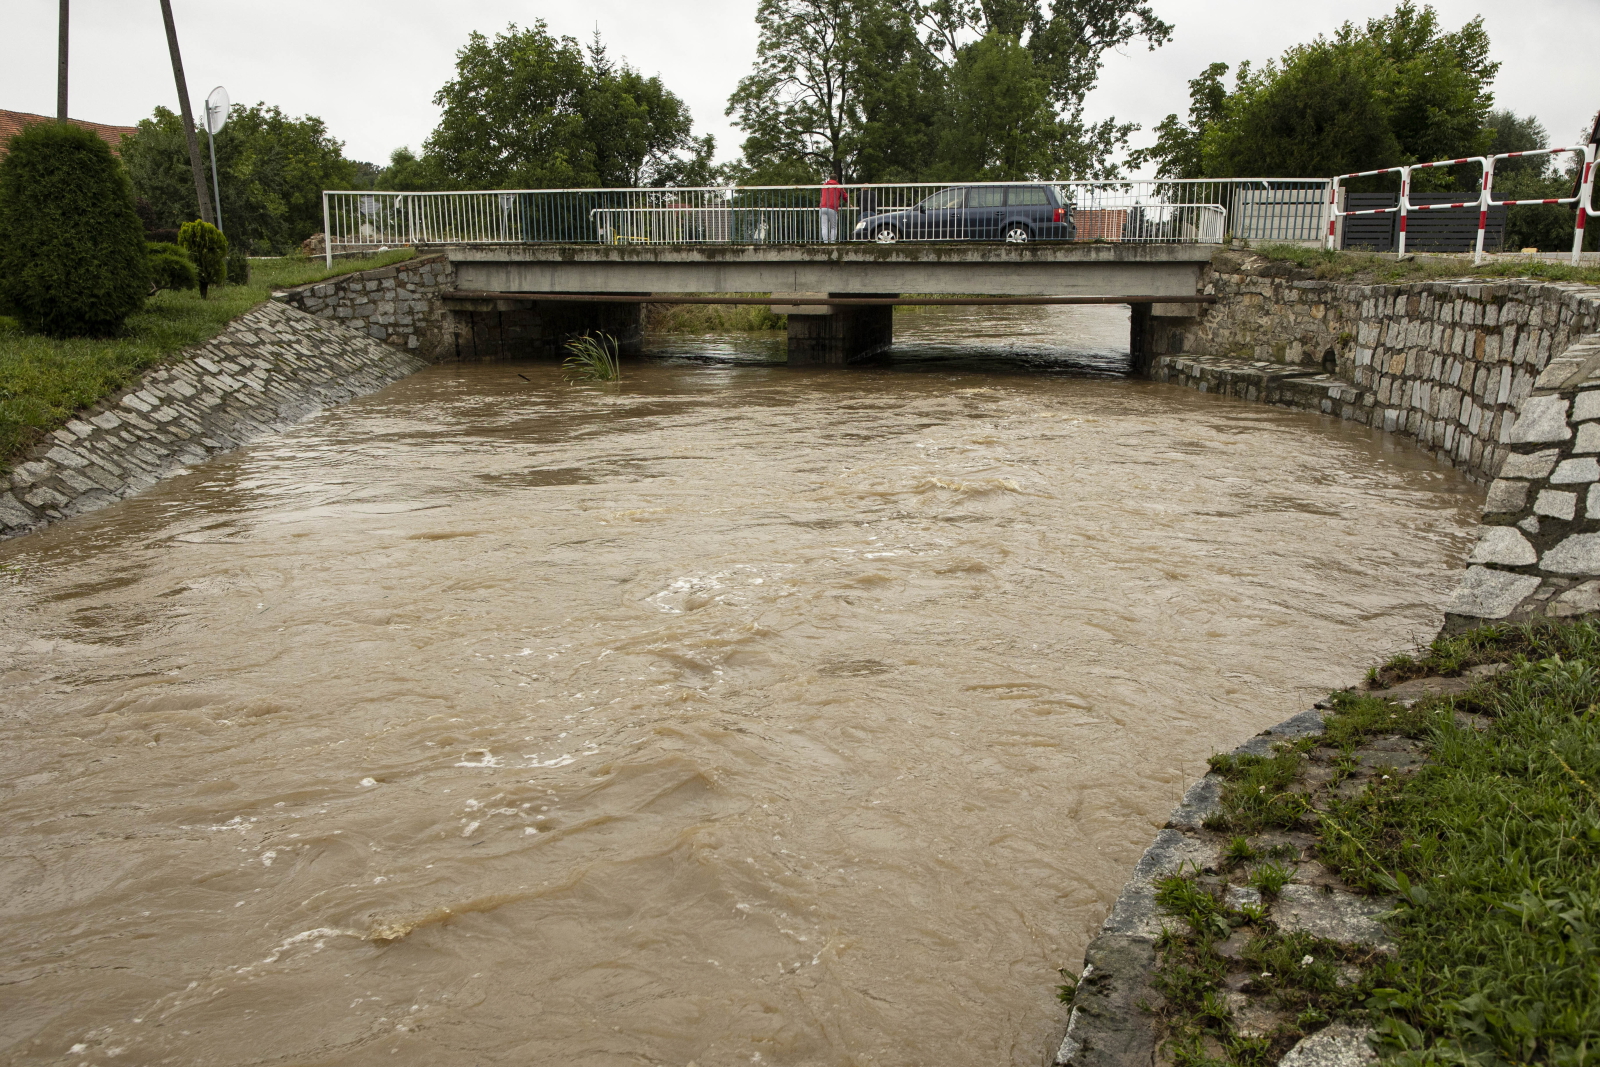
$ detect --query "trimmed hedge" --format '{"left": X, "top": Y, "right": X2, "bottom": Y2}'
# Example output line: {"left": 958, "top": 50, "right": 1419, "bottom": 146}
{"left": 0, "top": 122, "right": 150, "bottom": 336}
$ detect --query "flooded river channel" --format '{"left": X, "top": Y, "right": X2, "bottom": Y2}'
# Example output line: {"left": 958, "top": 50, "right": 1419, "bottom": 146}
{"left": 0, "top": 306, "right": 1479, "bottom": 1066}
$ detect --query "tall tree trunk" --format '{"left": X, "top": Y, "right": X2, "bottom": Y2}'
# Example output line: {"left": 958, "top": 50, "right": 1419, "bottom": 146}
{"left": 56, "top": 0, "right": 68, "bottom": 122}
{"left": 158, "top": 0, "right": 215, "bottom": 225}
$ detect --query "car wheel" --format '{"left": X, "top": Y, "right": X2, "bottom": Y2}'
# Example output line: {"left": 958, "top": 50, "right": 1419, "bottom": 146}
{"left": 873, "top": 225, "right": 900, "bottom": 244}
{"left": 1004, "top": 224, "right": 1032, "bottom": 244}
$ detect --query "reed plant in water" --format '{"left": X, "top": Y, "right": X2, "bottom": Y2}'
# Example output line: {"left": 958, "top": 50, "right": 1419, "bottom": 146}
{"left": 562, "top": 333, "right": 621, "bottom": 382}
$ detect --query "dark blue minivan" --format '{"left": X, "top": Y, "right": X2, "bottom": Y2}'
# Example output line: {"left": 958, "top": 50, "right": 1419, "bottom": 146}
{"left": 852, "top": 185, "right": 1075, "bottom": 243}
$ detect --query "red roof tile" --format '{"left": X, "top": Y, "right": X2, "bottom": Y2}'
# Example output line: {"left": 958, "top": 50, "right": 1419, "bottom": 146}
{"left": 0, "top": 109, "right": 140, "bottom": 157}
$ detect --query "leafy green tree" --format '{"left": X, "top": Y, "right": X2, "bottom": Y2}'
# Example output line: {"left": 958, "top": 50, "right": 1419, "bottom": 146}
{"left": 729, "top": 0, "right": 1168, "bottom": 182}
{"left": 1138, "top": 2, "right": 1498, "bottom": 183}
{"left": 727, "top": 0, "right": 867, "bottom": 183}
{"left": 934, "top": 33, "right": 1058, "bottom": 180}
{"left": 1485, "top": 111, "right": 1590, "bottom": 252}
{"left": 0, "top": 122, "right": 148, "bottom": 336}
{"left": 918, "top": 0, "right": 1168, "bottom": 179}
{"left": 121, "top": 103, "right": 357, "bottom": 253}
{"left": 422, "top": 23, "right": 711, "bottom": 189}
{"left": 1201, "top": 47, "right": 1404, "bottom": 179}
{"left": 1129, "top": 62, "right": 1229, "bottom": 179}
{"left": 375, "top": 148, "right": 445, "bottom": 192}
{"left": 178, "top": 220, "right": 227, "bottom": 298}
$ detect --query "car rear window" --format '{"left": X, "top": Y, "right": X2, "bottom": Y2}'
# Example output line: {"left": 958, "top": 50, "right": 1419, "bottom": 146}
{"left": 967, "top": 187, "right": 1005, "bottom": 208}
{"left": 1007, "top": 187, "right": 1051, "bottom": 206}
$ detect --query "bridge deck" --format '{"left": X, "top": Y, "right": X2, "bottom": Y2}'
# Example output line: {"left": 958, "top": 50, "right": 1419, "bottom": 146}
{"left": 431, "top": 242, "right": 1216, "bottom": 299}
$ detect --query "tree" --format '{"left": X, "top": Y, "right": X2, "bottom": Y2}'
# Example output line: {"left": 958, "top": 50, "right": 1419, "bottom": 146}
{"left": 0, "top": 123, "right": 148, "bottom": 336}
{"left": 178, "top": 220, "right": 227, "bottom": 298}
{"left": 728, "top": 0, "right": 1169, "bottom": 183}
{"left": 1129, "top": 62, "right": 1229, "bottom": 179}
{"left": 918, "top": 0, "right": 1169, "bottom": 179}
{"left": 727, "top": 0, "right": 868, "bottom": 182}
{"left": 1485, "top": 111, "right": 1587, "bottom": 252}
{"left": 121, "top": 104, "right": 358, "bottom": 254}
{"left": 935, "top": 33, "right": 1059, "bottom": 180}
{"left": 375, "top": 148, "right": 445, "bottom": 192}
{"left": 1201, "top": 47, "right": 1404, "bottom": 179}
{"left": 422, "top": 23, "right": 711, "bottom": 189}
{"left": 1137, "top": 2, "right": 1498, "bottom": 182}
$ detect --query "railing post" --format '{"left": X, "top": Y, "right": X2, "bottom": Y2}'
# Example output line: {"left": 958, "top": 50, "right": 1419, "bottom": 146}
{"left": 1327, "top": 177, "right": 1340, "bottom": 250}
{"left": 1475, "top": 157, "right": 1492, "bottom": 266}
{"left": 322, "top": 190, "right": 332, "bottom": 270}
{"left": 1574, "top": 146, "right": 1596, "bottom": 267}
{"left": 1397, "top": 166, "right": 1411, "bottom": 256}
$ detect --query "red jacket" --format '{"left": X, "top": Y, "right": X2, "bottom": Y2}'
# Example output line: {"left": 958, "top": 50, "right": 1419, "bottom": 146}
{"left": 820, "top": 179, "right": 844, "bottom": 210}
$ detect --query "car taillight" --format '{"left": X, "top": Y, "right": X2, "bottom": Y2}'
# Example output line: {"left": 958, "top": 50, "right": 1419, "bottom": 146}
{"left": 1052, "top": 208, "right": 1065, "bottom": 222}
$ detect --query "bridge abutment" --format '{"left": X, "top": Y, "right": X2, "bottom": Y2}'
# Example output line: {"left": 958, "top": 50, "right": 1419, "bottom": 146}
{"left": 782, "top": 297, "right": 895, "bottom": 366}
{"left": 443, "top": 297, "right": 643, "bottom": 361}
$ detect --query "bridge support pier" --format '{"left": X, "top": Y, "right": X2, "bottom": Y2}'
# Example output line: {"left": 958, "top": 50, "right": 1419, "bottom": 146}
{"left": 783, "top": 296, "right": 895, "bottom": 366}
{"left": 443, "top": 296, "right": 643, "bottom": 360}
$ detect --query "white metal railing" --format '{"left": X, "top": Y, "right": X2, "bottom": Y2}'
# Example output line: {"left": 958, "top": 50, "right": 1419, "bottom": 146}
{"left": 320, "top": 179, "right": 1330, "bottom": 265}
{"left": 1327, "top": 145, "right": 1598, "bottom": 264}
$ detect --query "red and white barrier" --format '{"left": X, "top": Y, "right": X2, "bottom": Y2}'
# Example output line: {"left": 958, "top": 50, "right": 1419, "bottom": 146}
{"left": 1327, "top": 144, "right": 1597, "bottom": 265}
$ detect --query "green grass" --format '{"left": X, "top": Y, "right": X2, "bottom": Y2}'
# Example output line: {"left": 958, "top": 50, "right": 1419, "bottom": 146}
{"left": 1247, "top": 244, "right": 1600, "bottom": 287}
{"left": 1317, "top": 622, "right": 1600, "bottom": 1067}
{"left": 0, "top": 248, "right": 414, "bottom": 468}
{"left": 1142, "top": 618, "right": 1600, "bottom": 1067}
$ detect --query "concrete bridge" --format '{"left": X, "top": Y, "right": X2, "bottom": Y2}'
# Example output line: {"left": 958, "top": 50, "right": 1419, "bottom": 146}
{"left": 429, "top": 242, "right": 1216, "bottom": 365}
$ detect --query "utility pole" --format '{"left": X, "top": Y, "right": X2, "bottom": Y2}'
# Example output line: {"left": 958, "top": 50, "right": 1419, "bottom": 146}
{"left": 158, "top": 0, "right": 215, "bottom": 225}
{"left": 56, "top": 0, "right": 68, "bottom": 122}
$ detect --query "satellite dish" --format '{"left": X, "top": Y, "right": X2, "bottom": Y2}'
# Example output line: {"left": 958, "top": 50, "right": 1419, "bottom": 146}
{"left": 205, "top": 86, "right": 230, "bottom": 134}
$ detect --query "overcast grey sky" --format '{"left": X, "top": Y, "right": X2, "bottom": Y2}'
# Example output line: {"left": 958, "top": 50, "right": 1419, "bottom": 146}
{"left": 5, "top": 1, "right": 1595, "bottom": 177}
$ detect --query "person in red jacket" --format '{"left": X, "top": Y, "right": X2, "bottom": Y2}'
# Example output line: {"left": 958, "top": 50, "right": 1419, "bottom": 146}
{"left": 819, "top": 177, "right": 845, "bottom": 242}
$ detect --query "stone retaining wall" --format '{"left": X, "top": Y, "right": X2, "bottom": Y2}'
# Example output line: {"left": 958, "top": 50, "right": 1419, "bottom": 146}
{"left": 1444, "top": 330, "right": 1600, "bottom": 626}
{"left": 273, "top": 254, "right": 455, "bottom": 358}
{"left": 1146, "top": 254, "right": 1600, "bottom": 481}
{"left": 0, "top": 301, "right": 428, "bottom": 540}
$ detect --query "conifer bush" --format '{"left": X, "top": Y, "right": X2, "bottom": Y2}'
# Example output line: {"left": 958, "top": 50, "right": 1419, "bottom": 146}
{"left": 0, "top": 122, "right": 150, "bottom": 336}
{"left": 146, "top": 241, "right": 198, "bottom": 294}
{"left": 178, "top": 220, "right": 228, "bottom": 298}
{"left": 226, "top": 247, "right": 250, "bottom": 285}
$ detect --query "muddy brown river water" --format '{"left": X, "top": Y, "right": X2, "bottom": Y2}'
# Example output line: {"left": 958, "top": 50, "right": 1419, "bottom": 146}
{"left": 0, "top": 306, "right": 1479, "bottom": 1067}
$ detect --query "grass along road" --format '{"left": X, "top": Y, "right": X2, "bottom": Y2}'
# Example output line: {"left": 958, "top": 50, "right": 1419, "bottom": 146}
{"left": 0, "top": 249, "right": 415, "bottom": 469}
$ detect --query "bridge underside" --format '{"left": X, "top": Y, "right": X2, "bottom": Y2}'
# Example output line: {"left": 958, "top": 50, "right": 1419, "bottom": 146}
{"left": 433, "top": 243, "right": 1216, "bottom": 365}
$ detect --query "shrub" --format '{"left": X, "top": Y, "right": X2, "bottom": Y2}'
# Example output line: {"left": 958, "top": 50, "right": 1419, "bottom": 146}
{"left": 226, "top": 247, "right": 250, "bottom": 285}
{"left": 0, "top": 122, "right": 150, "bottom": 336}
{"left": 146, "top": 242, "right": 197, "bottom": 294}
{"left": 178, "top": 220, "right": 228, "bottom": 298}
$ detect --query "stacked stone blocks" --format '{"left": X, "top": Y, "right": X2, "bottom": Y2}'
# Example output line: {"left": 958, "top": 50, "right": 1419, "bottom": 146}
{"left": 1149, "top": 254, "right": 1600, "bottom": 481}
{"left": 1448, "top": 332, "right": 1600, "bottom": 623}
{"left": 0, "top": 301, "right": 428, "bottom": 540}
{"left": 274, "top": 255, "right": 455, "bottom": 357}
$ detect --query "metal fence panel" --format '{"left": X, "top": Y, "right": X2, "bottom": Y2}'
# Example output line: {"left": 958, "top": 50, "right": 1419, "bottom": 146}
{"left": 320, "top": 178, "right": 1332, "bottom": 257}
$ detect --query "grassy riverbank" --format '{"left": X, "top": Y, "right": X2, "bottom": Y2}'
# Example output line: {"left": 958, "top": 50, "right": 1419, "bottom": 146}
{"left": 0, "top": 249, "right": 415, "bottom": 468}
{"left": 1140, "top": 618, "right": 1600, "bottom": 1067}
{"left": 1253, "top": 244, "right": 1600, "bottom": 287}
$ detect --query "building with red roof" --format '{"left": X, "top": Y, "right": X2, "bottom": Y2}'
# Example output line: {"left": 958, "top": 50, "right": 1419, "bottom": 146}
{"left": 0, "top": 109, "right": 139, "bottom": 157}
